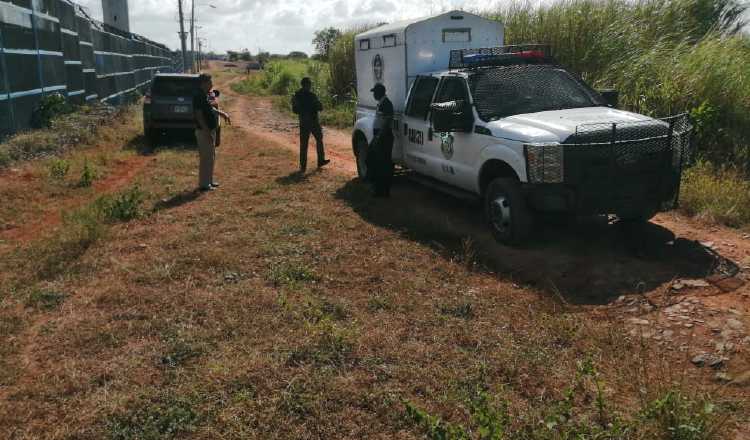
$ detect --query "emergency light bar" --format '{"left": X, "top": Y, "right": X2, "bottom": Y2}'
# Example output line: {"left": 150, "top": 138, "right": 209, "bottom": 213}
{"left": 449, "top": 45, "right": 553, "bottom": 70}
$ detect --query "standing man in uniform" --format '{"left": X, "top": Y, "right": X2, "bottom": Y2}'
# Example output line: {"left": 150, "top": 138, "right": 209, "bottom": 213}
{"left": 368, "top": 83, "right": 394, "bottom": 197}
{"left": 292, "top": 77, "right": 330, "bottom": 173}
{"left": 194, "top": 74, "right": 231, "bottom": 191}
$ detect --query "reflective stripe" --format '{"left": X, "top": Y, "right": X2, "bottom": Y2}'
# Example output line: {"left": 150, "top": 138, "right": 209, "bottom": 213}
{"left": 2, "top": 48, "right": 38, "bottom": 56}
{"left": 64, "top": 60, "right": 82, "bottom": 65}
{"left": 83, "top": 68, "right": 96, "bottom": 73}
{"left": 0, "top": 94, "right": 8, "bottom": 101}
{"left": 9, "top": 88, "right": 43, "bottom": 98}
{"left": 68, "top": 89, "right": 85, "bottom": 96}
{"left": 33, "top": 11, "right": 59, "bottom": 23}
{"left": 80, "top": 41, "right": 94, "bottom": 47}
{"left": 97, "top": 71, "right": 134, "bottom": 78}
{"left": 95, "top": 50, "right": 133, "bottom": 58}
{"left": 44, "top": 85, "right": 67, "bottom": 92}
{"left": 4, "top": 49, "right": 64, "bottom": 57}
{"left": 86, "top": 94, "right": 98, "bottom": 100}
{"left": 61, "top": 28, "right": 78, "bottom": 36}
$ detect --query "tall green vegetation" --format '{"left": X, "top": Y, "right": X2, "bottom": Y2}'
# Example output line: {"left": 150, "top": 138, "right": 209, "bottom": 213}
{"left": 489, "top": 0, "right": 750, "bottom": 168}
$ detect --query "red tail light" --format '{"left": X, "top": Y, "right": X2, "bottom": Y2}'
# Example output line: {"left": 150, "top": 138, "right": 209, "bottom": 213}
{"left": 144, "top": 93, "right": 152, "bottom": 105}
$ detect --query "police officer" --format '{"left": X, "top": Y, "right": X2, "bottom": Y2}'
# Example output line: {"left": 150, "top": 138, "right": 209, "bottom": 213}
{"left": 368, "top": 83, "right": 394, "bottom": 197}
{"left": 292, "top": 77, "right": 330, "bottom": 172}
{"left": 194, "top": 74, "right": 231, "bottom": 191}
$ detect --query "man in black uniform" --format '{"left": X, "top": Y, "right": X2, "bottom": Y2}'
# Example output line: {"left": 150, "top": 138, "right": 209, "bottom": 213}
{"left": 292, "top": 77, "right": 330, "bottom": 172}
{"left": 368, "top": 83, "right": 394, "bottom": 197}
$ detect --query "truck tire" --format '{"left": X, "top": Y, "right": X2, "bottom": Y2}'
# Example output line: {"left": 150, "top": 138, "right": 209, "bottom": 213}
{"left": 484, "top": 177, "right": 533, "bottom": 245}
{"left": 354, "top": 134, "right": 370, "bottom": 181}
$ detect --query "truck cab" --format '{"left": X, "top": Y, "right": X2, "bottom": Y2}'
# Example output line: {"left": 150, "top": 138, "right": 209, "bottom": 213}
{"left": 352, "top": 12, "right": 692, "bottom": 245}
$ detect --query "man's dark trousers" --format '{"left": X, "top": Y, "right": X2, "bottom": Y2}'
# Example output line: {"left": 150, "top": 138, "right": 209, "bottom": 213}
{"left": 299, "top": 122, "right": 325, "bottom": 172}
{"left": 372, "top": 132, "right": 394, "bottom": 196}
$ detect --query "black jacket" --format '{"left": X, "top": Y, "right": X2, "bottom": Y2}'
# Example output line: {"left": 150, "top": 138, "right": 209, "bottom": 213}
{"left": 292, "top": 89, "right": 322, "bottom": 125}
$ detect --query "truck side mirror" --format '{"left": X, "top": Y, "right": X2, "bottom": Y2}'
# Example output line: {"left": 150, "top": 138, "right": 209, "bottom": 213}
{"left": 430, "top": 100, "right": 474, "bottom": 133}
{"left": 598, "top": 89, "right": 618, "bottom": 108}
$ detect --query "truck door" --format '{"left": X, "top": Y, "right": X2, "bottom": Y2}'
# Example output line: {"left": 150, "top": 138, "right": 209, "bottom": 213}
{"left": 402, "top": 76, "right": 440, "bottom": 176}
{"left": 431, "top": 77, "right": 475, "bottom": 191}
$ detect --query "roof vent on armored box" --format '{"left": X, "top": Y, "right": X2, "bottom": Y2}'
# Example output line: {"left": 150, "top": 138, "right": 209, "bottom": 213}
{"left": 450, "top": 14, "right": 464, "bottom": 20}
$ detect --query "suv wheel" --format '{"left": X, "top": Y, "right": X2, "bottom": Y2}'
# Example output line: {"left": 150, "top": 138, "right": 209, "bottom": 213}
{"left": 354, "top": 135, "right": 370, "bottom": 181}
{"left": 484, "top": 177, "right": 533, "bottom": 245}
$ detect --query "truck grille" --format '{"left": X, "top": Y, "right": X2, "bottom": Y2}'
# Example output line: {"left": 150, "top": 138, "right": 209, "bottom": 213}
{"left": 524, "top": 114, "right": 693, "bottom": 213}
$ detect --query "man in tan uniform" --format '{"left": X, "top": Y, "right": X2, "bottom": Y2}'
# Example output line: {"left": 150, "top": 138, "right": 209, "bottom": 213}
{"left": 194, "top": 74, "right": 231, "bottom": 191}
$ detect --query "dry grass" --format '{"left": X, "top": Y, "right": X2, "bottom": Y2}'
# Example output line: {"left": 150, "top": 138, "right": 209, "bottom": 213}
{"left": 0, "top": 106, "right": 745, "bottom": 439}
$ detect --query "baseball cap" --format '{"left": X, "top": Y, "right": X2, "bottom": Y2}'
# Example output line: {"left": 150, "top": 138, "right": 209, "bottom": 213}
{"left": 370, "top": 83, "right": 386, "bottom": 93}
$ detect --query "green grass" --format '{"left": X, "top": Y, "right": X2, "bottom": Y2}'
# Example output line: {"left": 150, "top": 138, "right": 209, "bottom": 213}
{"left": 489, "top": 0, "right": 750, "bottom": 168}
{"left": 232, "top": 59, "right": 355, "bottom": 128}
{"left": 679, "top": 160, "right": 750, "bottom": 227}
{"left": 404, "top": 359, "right": 728, "bottom": 440}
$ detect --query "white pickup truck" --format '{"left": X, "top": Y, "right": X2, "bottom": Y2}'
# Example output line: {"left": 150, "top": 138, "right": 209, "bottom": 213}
{"left": 352, "top": 11, "right": 692, "bottom": 244}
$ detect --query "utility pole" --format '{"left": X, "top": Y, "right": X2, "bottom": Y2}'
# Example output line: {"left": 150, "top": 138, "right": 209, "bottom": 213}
{"left": 190, "top": 0, "right": 195, "bottom": 72}
{"left": 198, "top": 39, "right": 203, "bottom": 71}
{"left": 177, "top": 0, "right": 189, "bottom": 72}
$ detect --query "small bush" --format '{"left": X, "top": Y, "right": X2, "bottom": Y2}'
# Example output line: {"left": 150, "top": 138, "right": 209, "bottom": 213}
{"left": 48, "top": 158, "right": 71, "bottom": 180}
{"left": 97, "top": 186, "right": 145, "bottom": 222}
{"left": 77, "top": 160, "right": 96, "bottom": 187}
{"left": 32, "top": 93, "right": 72, "bottom": 128}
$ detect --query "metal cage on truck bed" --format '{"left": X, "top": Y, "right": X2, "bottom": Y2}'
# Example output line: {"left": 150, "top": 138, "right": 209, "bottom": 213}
{"left": 523, "top": 114, "right": 693, "bottom": 215}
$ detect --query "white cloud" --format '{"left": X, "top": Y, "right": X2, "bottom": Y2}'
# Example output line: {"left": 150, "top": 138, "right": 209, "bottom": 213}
{"left": 72, "top": 0, "right": 503, "bottom": 54}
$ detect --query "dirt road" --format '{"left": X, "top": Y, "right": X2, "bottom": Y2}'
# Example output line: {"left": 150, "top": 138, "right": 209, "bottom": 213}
{"left": 216, "top": 63, "right": 750, "bottom": 379}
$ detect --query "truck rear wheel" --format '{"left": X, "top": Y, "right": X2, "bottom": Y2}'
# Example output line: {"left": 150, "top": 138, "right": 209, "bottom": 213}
{"left": 354, "top": 134, "right": 370, "bottom": 181}
{"left": 484, "top": 177, "right": 533, "bottom": 245}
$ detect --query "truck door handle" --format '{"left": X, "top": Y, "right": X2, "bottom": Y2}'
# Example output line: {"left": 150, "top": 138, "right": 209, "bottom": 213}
{"left": 428, "top": 127, "right": 433, "bottom": 141}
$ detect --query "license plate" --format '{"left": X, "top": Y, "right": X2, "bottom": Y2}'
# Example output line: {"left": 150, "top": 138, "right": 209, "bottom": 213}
{"left": 173, "top": 105, "right": 190, "bottom": 113}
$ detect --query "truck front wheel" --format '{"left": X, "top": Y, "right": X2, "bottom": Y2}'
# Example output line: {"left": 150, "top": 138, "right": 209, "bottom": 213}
{"left": 484, "top": 177, "right": 533, "bottom": 245}
{"left": 354, "top": 134, "right": 370, "bottom": 181}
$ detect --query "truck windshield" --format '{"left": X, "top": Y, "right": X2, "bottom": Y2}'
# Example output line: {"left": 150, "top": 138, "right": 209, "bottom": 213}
{"left": 469, "top": 65, "right": 605, "bottom": 121}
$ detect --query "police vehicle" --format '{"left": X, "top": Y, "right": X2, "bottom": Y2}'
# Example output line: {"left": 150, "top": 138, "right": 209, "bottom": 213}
{"left": 352, "top": 11, "right": 692, "bottom": 244}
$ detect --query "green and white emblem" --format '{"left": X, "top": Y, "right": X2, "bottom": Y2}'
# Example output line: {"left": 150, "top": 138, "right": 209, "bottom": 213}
{"left": 440, "top": 133, "right": 455, "bottom": 159}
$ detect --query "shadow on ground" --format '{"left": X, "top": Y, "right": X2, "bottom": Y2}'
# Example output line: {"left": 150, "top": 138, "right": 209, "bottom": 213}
{"left": 153, "top": 189, "right": 203, "bottom": 212}
{"left": 335, "top": 176, "right": 730, "bottom": 305}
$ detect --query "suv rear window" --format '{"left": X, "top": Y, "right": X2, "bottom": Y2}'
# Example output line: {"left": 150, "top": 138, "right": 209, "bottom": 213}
{"left": 151, "top": 77, "right": 199, "bottom": 97}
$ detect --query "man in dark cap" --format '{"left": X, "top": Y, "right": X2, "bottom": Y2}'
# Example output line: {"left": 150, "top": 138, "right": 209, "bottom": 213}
{"left": 292, "top": 77, "right": 330, "bottom": 172}
{"left": 367, "top": 83, "right": 394, "bottom": 197}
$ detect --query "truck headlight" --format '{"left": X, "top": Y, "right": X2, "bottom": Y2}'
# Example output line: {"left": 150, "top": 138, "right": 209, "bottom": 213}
{"left": 524, "top": 143, "right": 564, "bottom": 183}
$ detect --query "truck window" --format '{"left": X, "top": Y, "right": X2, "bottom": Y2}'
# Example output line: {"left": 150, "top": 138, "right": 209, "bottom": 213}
{"left": 406, "top": 77, "right": 439, "bottom": 120}
{"left": 359, "top": 39, "right": 370, "bottom": 50}
{"left": 435, "top": 77, "right": 469, "bottom": 103}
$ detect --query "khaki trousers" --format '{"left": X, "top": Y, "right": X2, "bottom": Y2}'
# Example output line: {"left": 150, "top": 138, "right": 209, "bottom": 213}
{"left": 195, "top": 128, "right": 216, "bottom": 189}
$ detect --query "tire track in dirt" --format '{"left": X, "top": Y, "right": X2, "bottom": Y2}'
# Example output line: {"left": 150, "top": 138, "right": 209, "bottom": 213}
{"left": 218, "top": 75, "right": 357, "bottom": 175}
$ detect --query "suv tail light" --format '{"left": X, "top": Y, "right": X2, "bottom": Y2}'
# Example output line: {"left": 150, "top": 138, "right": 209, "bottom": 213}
{"left": 144, "top": 92, "right": 152, "bottom": 105}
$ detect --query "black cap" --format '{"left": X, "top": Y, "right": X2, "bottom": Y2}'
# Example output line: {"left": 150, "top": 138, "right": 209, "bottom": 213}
{"left": 370, "top": 83, "right": 386, "bottom": 93}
